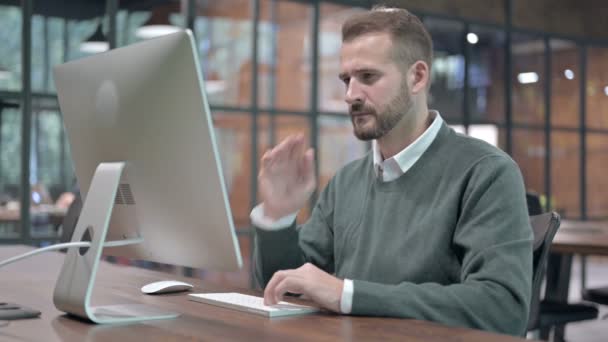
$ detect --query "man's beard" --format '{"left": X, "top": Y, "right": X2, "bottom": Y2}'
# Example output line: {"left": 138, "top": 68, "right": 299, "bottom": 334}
{"left": 349, "top": 84, "right": 412, "bottom": 141}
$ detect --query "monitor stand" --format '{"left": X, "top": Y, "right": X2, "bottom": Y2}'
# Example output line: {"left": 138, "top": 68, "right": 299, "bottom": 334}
{"left": 53, "top": 161, "right": 179, "bottom": 324}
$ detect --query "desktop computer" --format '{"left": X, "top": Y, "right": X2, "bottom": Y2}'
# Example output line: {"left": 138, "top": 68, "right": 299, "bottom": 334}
{"left": 52, "top": 29, "right": 242, "bottom": 324}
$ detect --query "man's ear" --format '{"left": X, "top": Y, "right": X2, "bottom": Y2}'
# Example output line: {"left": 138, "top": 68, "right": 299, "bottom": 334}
{"left": 409, "top": 61, "right": 430, "bottom": 94}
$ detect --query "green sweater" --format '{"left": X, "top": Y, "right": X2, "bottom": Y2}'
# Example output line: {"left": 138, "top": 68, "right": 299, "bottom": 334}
{"left": 253, "top": 123, "right": 533, "bottom": 336}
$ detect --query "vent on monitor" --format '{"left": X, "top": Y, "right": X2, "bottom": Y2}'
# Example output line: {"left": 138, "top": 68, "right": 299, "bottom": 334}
{"left": 114, "top": 183, "right": 136, "bottom": 205}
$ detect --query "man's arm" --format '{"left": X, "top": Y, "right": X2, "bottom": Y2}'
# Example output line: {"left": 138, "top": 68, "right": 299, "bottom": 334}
{"left": 350, "top": 155, "right": 533, "bottom": 336}
{"left": 251, "top": 133, "right": 320, "bottom": 286}
{"left": 252, "top": 134, "right": 349, "bottom": 312}
{"left": 252, "top": 181, "right": 336, "bottom": 288}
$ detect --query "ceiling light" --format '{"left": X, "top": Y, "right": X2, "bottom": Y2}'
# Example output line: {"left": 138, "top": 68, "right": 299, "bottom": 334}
{"left": 564, "top": 69, "right": 574, "bottom": 80}
{"left": 466, "top": 33, "right": 479, "bottom": 45}
{"left": 604, "top": 86, "right": 608, "bottom": 96}
{"left": 517, "top": 72, "right": 539, "bottom": 84}
{"left": 136, "top": 10, "right": 180, "bottom": 39}
{"left": 80, "top": 22, "right": 109, "bottom": 54}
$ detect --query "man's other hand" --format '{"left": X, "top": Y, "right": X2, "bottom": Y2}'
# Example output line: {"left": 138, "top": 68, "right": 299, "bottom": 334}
{"left": 263, "top": 263, "right": 343, "bottom": 313}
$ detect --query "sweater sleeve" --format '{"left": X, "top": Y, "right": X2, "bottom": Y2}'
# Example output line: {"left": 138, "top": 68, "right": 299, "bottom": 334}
{"left": 253, "top": 180, "right": 336, "bottom": 288}
{"left": 350, "top": 155, "right": 533, "bottom": 336}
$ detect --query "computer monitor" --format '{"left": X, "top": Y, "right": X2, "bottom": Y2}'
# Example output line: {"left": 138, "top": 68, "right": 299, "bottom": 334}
{"left": 52, "top": 29, "right": 242, "bottom": 324}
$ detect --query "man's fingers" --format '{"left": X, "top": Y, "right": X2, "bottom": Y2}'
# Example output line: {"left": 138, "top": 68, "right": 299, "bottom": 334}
{"left": 292, "top": 134, "right": 306, "bottom": 160}
{"left": 285, "top": 134, "right": 307, "bottom": 167}
{"left": 264, "top": 270, "right": 288, "bottom": 305}
{"left": 304, "top": 148, "right": 314, "bottom": 170}
{"left": 274, "top": 135, "right": 295, "bottom": 153}
{"left": 273, "top": 277, "right": 304, "bottom": 305}
{"left": 264, "top": 268, "right": 308, "bottom": 306}
{"left": 263, "top": 135, "right": 309, "bottom": 171}
{"left": 273, "top": 135, "right": 298, "bottom": 165}
{"left": 261, "top": 149, "right": 272, "bottom": 168}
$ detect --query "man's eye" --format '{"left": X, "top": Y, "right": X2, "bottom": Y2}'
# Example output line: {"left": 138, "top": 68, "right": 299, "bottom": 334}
{"left": 341, "top": 77, "right": 350, "bottom": 85}
{"left": 360, "top": 73, "right": 375, "bottom": 83}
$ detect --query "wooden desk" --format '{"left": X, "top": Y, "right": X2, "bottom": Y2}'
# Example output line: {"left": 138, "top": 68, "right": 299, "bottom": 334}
{"left": 546, "top": 220, "right": 608, "bottom": 300}
{"left": 551, "top": 219, "right": 608, "bottom": 256}
{"left": 0, "top": 246, "right": 526, "bottom": 341}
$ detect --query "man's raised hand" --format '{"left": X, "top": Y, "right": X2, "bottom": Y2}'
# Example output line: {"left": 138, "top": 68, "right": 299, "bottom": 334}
{"left": 258, "top": 134, "right": 316, "bottom": 220}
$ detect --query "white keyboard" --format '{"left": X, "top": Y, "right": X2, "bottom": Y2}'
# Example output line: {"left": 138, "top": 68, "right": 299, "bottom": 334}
{"left": 188, "top": 292, "right": 320, "bottom": 318}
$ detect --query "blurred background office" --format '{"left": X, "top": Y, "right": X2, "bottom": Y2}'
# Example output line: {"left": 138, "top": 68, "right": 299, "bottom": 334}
{"left": 1, "top": 0, "right": 608, "bottom": 339}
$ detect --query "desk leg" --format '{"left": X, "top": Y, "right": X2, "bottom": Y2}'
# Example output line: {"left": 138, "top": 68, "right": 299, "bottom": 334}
{"left": 544, "top": 252, "right": 573, "bottom": 342}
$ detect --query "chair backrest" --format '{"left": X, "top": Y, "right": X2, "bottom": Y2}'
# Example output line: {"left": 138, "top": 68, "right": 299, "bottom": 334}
{"left": 526, "top": 192, "right": 543, "bottom": 216}
{"left": 527, "top": 211, "right": 561, "bottom": 331}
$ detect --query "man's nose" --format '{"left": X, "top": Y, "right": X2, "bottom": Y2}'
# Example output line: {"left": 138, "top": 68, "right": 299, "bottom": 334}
{"left": 345, "top": 80, "right": 363, "bottom": 105}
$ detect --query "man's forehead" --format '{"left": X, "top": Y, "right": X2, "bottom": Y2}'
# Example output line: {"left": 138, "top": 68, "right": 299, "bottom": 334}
{"left": 340, "top": 33, "right": 394, "bottom": 71}
{"left": 341, "top": 32, "right": 393, "bottom": 52}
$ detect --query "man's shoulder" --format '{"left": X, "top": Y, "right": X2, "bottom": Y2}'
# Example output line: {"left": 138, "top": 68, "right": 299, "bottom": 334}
{"left": 339, "top": 150, "right": 373, "bottom": 174}
{"left": 328, "top": 151, "right": 373, "bottom": 185}
{"left": 439, "top": 127, "right": 516, "bottom": 170}
{"left": 314, "top": 151, "right": 372, "bottom": 204}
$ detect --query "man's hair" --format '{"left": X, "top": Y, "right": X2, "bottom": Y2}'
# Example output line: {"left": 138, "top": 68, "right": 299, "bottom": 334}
{"left": 341, "top": 6, "right": 433, "bottom": 73}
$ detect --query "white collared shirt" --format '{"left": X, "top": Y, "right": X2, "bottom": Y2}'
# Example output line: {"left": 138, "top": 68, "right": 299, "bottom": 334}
{"left": 250, "top": 111, "right": 444, "bottom": 314}
{"left": 372, "top": 110, "right": 443, "bottom": 182}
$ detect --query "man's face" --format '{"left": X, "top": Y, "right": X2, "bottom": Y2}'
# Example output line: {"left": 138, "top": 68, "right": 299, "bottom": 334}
{"left": 339, "top": 33, "right": 412, "bottom": 141}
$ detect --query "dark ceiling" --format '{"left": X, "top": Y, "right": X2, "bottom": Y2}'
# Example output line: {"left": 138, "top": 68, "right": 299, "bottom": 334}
{"left": 0, "top": 0, "right": 179, "bottom": 20}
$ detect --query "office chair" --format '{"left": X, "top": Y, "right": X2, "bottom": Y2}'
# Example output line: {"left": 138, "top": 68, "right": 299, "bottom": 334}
{"left": 581, "top": 280, "right": 608, "bottom": 319}
{"left": 525, "top": 194, "right": 599, "bottom": 341}
{"left": 575, "top": 222, "right": 608, "bottom": 318}
{"left": 527, "top": 213, "right": 559, "bottom": 331}
{"left": 527, "top": 212, "right": 560, "bottom": 334}
{"left": 526, "top": 192, "right": 543, "bottom": 217}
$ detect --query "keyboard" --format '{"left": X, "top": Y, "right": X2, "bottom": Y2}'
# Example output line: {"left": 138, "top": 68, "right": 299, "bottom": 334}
{"left": 188, "top": 292, "right": 320, "bottom": 318}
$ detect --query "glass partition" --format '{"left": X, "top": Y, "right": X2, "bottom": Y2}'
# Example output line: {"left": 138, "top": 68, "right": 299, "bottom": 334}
{"left": 0, "top": 5, "right": 21, "bottom": 92}
{"left": 551, "top": 131, "right": 580, "bottom": 218}
{"left": 259, "top": 0, "right": 312, "bottom": 111}
{"left": 551, "top": 40, "right": 579, "bottom": 128}
{"left": 468, "top": 25, "right": 505, "bottom": 124}
{"left": 0, "top": 106, "right": 22, "bottom": 239}
{"left": 587, "top": 133, "right": 608, "bottom": 218}
{"left": 194, "top": 0, "right": 252, "bottom": 107}
{"left": 512, "top": 33, "right": 545, "bottom": 126}
{"left": 212, "top": 112, "right": 252, "bottom": 230}
{"left": 425, "top": 17, "right": 465, "bottom": 122}
{"left": 586, "top": 47, "right": 608, "bottom": 130}
{"left": 512, "top": 128, "right": 545, "bottom": 196}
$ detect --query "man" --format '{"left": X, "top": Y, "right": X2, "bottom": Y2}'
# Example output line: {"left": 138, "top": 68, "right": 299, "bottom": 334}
{"left": 250, "top": 6, "right": 532, "bottom": 336}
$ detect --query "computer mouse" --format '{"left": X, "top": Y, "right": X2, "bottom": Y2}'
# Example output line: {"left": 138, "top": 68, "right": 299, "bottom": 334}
{"left": 141, "top": 280, "right": 193, "bottom": 294}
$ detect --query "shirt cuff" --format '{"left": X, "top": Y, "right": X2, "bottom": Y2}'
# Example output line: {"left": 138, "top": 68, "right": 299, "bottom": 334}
{"left": 250, "top": 203, "right": 298, "bottom": 230}
{"left": 340, "top": 278, "right": 353, "bottom": 314}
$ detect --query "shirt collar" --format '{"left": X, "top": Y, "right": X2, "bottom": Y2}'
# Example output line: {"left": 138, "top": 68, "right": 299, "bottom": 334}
{"left": 372, "top": 110, "right": 443, "bottom": 178}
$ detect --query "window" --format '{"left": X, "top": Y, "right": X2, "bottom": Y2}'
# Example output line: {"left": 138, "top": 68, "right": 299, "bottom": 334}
{"left": 425, "top": 17, "right": 465, "bottom": 122}
{"left": 0, "top": 5, "right": 21, "bottom": 91}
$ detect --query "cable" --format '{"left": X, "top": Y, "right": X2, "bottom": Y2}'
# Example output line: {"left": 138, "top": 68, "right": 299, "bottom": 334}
{"left": 0, "top": 238, "right": 143, "bottom": 269}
